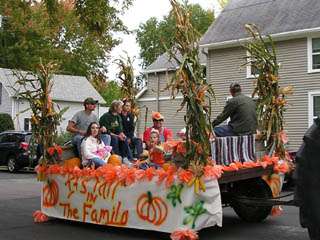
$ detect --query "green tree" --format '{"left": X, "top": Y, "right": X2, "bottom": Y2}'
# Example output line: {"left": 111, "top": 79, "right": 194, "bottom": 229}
{"left": 0, "top": 113, "right": 14, "bottom": 132}
{"left": 91, "top": 73, "right": 122, "bottom": 106}
{"left": 0, "top": 0, "right": 132, "bottom": 77}
{"left": 100, "top": 81, "right": 122, "bottom": 106}
{"left": 136, "top": 3, "right": 214, "bottom": 67}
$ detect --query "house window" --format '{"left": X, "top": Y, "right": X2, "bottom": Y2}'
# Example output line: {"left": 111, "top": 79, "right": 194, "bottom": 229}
{"left": 308, "top": 91, "right": 320, "bottom": 126}
{"left": 308, "top": 37, "right": 320, "bottom": 73}
{"left": 24, "top": 118, "right": 30, "bottom": 131}
{"left": 312, "top": 38, "right": 320, "bottom": 69}
{"left": 0, "top": 82, "right": 2, "bottom": 105}
{"left": 313, "top": 96, "right": 320, "bottom": 116}
{"left": 246, "top": 51, "right": 259, "bottom": 78}
{"left": 202, "top": 66, "right": 207, "bottom": 80}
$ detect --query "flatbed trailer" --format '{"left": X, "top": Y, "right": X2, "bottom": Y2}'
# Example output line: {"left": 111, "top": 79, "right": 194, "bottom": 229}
{"left": 37, "top": 145, "right": 294, "bottom": 233}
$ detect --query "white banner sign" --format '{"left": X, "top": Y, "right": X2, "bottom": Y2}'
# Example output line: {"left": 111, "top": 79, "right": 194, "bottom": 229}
{"left": 41, "top": 174, "right": 222, "bottom": 233}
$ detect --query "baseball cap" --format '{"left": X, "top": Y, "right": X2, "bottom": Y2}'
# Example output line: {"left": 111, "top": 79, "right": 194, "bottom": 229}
{"left": 84, "top": 97, "right": 98, "bottom": 105}
{"left": 152, "top": 112, "right": 164, "bottom": 121}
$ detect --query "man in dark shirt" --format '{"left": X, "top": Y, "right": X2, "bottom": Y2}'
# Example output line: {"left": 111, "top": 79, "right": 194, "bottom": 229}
{"left": 121, "top": 99, "right": 143, "bottom": 158}
{"left": 99, "top": 100, "right": 133, "bottom": 161}
{"left": 212, "top": 82, "right": 257, "bottom": 137}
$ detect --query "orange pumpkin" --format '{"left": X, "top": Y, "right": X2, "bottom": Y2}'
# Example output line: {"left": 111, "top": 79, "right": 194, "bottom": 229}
{"left": 108, "top": 154, "right": 122, "bottom": 166}
{"left": 162, "top": 163, "right": 172, "bottom": 171}
{"left": 136, "top": 191, "right": 168, "bottom": 226}
{"left": 63, "top": 157, "right": 81, "bottom": 168}
{"left": 42, "top": 179, "right": 59, "bottom": 208}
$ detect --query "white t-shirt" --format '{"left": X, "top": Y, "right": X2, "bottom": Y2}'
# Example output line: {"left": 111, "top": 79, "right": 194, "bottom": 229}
{"left": 81, "top": 136, "right": 105, "bottom": 166}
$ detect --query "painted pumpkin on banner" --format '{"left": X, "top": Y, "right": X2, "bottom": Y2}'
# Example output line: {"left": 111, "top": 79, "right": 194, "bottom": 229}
{"left": 136, "top": 191, "right": 168, "bottom": 226}
{"left": 43, "top": 179, "right": 59, "bottom": 208}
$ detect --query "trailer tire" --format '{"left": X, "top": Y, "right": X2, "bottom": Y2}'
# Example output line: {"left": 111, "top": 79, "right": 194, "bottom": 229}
{"left": 231, "top": 178, "right": 273, "bottom": 222}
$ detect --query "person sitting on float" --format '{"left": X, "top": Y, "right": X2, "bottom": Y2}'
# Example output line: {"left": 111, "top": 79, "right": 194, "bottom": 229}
{"left": 99, "top": 100, "right": 133, "bottom": 164}
{"left": 177, "top": 127, "right": 187, "bottom": 141}
{"left": 143, "top": 112, "right": 173, "bottom": 149}
{"left": 66, "top": 97, "right": 111, "bottom": 156}
{"left": 212, "top": 82, "right": 257, "bottom": 137}
{"left": 81, "top": 122, "right": 112, "bottom": 168}
{"left": 139, "top": 129, "right": 165, "bottom": 169}
{"left": 120, "top": 99, "right": 143, "bottom": 159}
{"left": 149, "top": 129, "right": 166, "bottom": 167}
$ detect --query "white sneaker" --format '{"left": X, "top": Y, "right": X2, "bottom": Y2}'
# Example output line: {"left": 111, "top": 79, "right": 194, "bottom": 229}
{"left": 122, "top": 157, "right": 133, "bottom": 167}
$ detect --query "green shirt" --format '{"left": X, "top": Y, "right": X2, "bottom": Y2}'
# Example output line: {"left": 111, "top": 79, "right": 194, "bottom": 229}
{"left": 99, "top": 111, "right": 123, "bottom": 135}
{"left": 212, "top": 93, "right": 257, "bottom": 135}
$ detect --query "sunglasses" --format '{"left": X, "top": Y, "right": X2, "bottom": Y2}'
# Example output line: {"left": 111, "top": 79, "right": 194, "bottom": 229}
{"left": 153, "top": 119, "right": 163, "bottom": 122}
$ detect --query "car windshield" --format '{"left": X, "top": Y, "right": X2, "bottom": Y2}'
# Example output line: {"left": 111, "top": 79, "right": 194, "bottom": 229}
{"left": 25, "top": 134, "right": 32, "bottom": 143}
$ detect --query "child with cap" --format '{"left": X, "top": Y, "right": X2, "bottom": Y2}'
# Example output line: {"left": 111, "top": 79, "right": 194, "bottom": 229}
{"left": 143, "top": 112, "right": 173, "bottom": 149}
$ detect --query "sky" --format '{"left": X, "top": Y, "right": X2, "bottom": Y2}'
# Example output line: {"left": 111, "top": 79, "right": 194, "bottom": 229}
{"left": 107, "top": 0, "right": 222, "bottom": 81}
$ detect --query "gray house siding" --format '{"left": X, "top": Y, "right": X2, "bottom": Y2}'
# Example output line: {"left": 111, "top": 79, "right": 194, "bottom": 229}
{"left": 159, "top": 99, "right": 185, "bottom": 136}
{"left": 208, "top": 37, "right": 320, "bottom": 151}
{"left": 0, "top": 84, "right": 12, "bottom": 115}
{"left": 159, "top": 72, "right": 174, "bottom": 97}
{"left": 137, "top": 70, "right": 186, "bottom": 138}
{"left": 143, "top": 72, "right": 175, "bottom": 99}
{"left": 136, "top": 97, "right": 186, "bottom": 138}
{"left": 143, "top": 74, "right": 159, "bottom": 99}
{"left": 136, "top": 101, "right": 156, "bottom": 137}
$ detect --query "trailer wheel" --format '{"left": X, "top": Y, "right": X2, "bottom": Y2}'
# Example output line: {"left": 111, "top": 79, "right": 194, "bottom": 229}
{"left": 231, "top": 178, "right": 273, "bottom": 222}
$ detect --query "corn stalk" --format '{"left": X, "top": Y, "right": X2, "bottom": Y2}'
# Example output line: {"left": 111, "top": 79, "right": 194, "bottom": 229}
{"left": 166, "top": 0, "right": 215, "bottom": 168}
{"left": 244, "top": 24, "right": 293, "bottom": 159}
{"left": 116, "top": 54, "right": 140, "bottom": 118}
{"left": 14, "top": 62, "right": 68, "bottom": 165}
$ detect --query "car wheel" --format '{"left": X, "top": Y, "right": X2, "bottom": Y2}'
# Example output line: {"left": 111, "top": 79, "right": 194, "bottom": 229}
{"left": 7, "top": 155, "right": 18, "bottom": 173}
{"left": 231, "top": 178, "right": 273, "bottom": 222}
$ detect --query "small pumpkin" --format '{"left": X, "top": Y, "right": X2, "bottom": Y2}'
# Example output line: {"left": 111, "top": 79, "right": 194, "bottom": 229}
{"left": 136, "top": 191, "right": 168, "bottom": 226}
{"left": 162, "top": 163, "right": 171, "bottom": 171}
{"left": 42, "top": 179, "right": 59, "bottom": 208}
{"left": 108, "top": 154, "right": 122, "bottom": 166}
{"left": 63, "top": 157, "right": 80, "bottom": 168}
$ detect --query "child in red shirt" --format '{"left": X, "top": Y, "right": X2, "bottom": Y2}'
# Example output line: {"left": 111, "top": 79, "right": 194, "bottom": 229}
{"left": 149, "top": 129, "right": 165, "bottom": 166}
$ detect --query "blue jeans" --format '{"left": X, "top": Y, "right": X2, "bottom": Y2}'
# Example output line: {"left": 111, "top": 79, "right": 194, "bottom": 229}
{"left": 213, "top": 125, "right": 235, "bottom": 137}
{"left": 138, "top": 162, "right": 161, "bottom": 170}
{"left": 130, "top": 137, "right": 143, "bottom": 158}
{"left": 88, "top": 157, "right": 106, "bottom": 168}
{"left": 72, "top": 134, "right": 84, "bottom": 156}
{"left": 110, "top": 135, "right": 133, "bottom": 160}
{"left": 101, "top": 133, "right": 111, "bottom": 146}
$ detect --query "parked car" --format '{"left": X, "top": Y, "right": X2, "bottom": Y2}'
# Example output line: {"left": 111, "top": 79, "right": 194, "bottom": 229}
{"left": 0, "top": 131, "right": 38, "bottom": 173}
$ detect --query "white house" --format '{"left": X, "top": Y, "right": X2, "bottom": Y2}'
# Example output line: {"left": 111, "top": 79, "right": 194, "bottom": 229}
{"left": 0, "top": 68, "right": 106, "bottom": 132}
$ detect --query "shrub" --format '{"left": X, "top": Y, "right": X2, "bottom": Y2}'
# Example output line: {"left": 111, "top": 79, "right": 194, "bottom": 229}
{"left": 55, "top": 131, "right": 72, "bottom": 146}
{"left": 0, "top": 113, "right": 14, "bottom": 132}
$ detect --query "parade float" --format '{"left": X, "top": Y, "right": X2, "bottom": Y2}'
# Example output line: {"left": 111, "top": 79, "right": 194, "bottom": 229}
{"left": 21, "top": 1, "right": 293, "bottom": 239}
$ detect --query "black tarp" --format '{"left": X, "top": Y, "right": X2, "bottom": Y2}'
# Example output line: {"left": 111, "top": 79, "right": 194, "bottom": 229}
{"left": 295, "top": 117, "right": 320, "bottom": 239}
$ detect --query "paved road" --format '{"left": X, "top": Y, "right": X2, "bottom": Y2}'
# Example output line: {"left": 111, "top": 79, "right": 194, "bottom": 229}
{"left": 0, "top": 171, "right": 309, "bottom": 240}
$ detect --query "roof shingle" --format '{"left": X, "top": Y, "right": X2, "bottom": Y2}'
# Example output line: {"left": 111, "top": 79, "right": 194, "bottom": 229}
{"left": 145, "top": 50, "right": 207, "bottom": 73}
{"left": 200, "top": 0, "right": 320, "bottom": 46}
